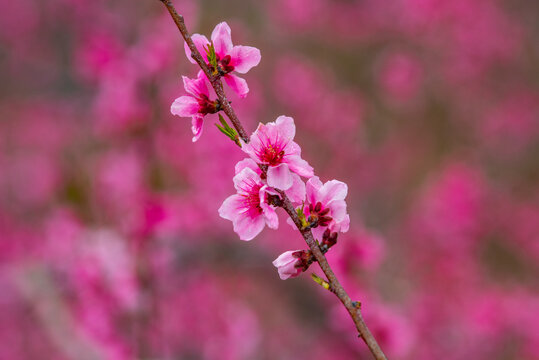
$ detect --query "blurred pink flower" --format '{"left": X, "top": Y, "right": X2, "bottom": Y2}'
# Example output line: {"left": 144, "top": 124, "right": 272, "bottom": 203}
{"left": 377, "top": 52, "right": 423, "bottom": 103}
{"left": 305, "top": 176, "right": 350, "bottom": 240}
{"left": 219, "top": 167, "right": 278, "bottom": 240}
{"left": 242, "top": 115, "right": 314, "bottom": 191}
{"left": 184, "top": 22, "right": 261, "bottom": 98}
{"left": 272, "top": 250, "right": 302, "bottom": 280}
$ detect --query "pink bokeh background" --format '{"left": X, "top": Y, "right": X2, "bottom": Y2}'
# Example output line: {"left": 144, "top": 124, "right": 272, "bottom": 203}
{"left": 0, "top": 0, "right": 538, "bottom": 359}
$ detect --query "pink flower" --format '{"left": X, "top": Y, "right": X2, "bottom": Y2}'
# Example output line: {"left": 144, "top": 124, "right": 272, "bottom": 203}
{"left": 170, "top": 70, "right": 219, "bottom": 142}
{"left": 235, "top": 158, "right": 306, "bottom": 204}
{"left": 218, "top": 167, "right": 278, "bottom": 241}
{"left": 272, "top": 250, "right": 303, "bottom": 280}
{"left": 242, "top": 116, "right": 314, "bottom": 191}
{"left": 305, "top": 176, "right": 350, "bottom": 240}
{"left": 185, "top": 22, "right": 261, "bottom": 99}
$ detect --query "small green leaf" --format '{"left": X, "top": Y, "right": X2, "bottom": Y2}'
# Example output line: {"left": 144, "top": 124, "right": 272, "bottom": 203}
{"left": 311, "top": 273, "right": 331, "bottom": 291}
{"left": 204, "top": 42, "right": 218, "bottom": 73}
{"left": 218, "top": 114, "right": 229, "bottom": 129}
{"left": 215, "top": 123, "right": 230, "bottom": 137}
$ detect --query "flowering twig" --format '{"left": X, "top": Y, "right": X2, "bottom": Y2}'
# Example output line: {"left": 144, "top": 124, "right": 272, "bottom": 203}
{"left": 159, "top": 0, "right": 249, "bottom": 143}
{"left": 158, "top": 1, "right": 388, "bottom": 359}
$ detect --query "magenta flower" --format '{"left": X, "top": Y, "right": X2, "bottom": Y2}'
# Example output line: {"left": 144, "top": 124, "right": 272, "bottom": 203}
{"left": 184, "top": 22, "right": 261, "bottom": 99}
{"left": 272, "top": 250, "right": 303, "bottom": 280}
{"left": 170, "top": 71, "right": 219, "bottom": 142}
{"left": 305, "top": 176, "right": 350, "bottom": 240}
{"left": 218, "top": 167, "right": 278, "bottom": 241}
{"left": 242, "top": 116, "right": 314, "bottom": 191}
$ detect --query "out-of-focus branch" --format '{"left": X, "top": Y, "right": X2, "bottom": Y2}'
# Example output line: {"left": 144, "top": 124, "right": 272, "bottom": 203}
{"left": 158, "top": 1, "right": 388, "bottom": 359}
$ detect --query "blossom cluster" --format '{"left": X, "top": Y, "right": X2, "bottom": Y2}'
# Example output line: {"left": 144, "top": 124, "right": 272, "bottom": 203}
{"left": 172, "top": 22, "right": 352, "bottom": 280}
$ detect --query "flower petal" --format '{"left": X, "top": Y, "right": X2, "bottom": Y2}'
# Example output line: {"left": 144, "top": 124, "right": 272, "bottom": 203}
{"left": 235, "top": 158, "right": 260, "bottom": 175}
{"left": 306, "top": 176, "right": 323, "bottom": 204}
{"left": 191, "top": 115, "right": 204, "bottom": 142}
{"left": 326, "top": 199, "right": 347, "bottom": 223}
{"left": 218, "top": 194, "right": 243, "bottom": 221}
{"left": 261, "top": 201, "right": 279, "bottom": 229}
{"left": 311, "top": 225, "right": 326, "bottom": 241}
{"left": 233, "top": 167, "right": 261, "bottom": 193}
{"left": 183, "top": 71, "right": 209, "bottom": 98}
{"left": 230, "top": 45, "right": 261, "bottom": 73}
{"left": 272, "top": 250, "right": 298, "bottom": 267}
{"left": 267, "top": 163, "right": 294, "bottom": 190}
{"left": 184, "top": 34, "right": 210, "bottom": 64}
{"left": 286, "top": 155, "right": 314, "bottom": 178}
{"left": 320, "top": 180, "right": 348, "bottom": 204}
{"left": 171, "top": 96, "right": 199, "bottom": 117}
{"left": 338, "top": 214, "right": 350, "bottom": 233}
{"left": 285, "top": 173, "right": 306, "bottom": 204}
{"left": 211, "top": 22, "right": 233, "bottom": 57}
{"left": 224, "top": 74, "right": 249, "bottom": 98}
{"left": 274, "top": 116, "right": 296, "bottom": 142}
{"left": 234, "top": 212, "right": 265, "bottom": 241}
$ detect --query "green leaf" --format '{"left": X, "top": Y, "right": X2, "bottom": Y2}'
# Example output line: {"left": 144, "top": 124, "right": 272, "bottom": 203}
{"left": 204, "top": 42, "right": 218, "bottom": 72}
{"left": 311, "top": 273, "right": 331, "bottom": 291}
{"left": 215, "top": 123, "right": 230, "bottom": 137}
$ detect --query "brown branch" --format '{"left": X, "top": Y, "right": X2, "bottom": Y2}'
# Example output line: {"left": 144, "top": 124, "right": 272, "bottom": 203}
{"left": 158, "top": 1, "right": 388, "bottom": 359}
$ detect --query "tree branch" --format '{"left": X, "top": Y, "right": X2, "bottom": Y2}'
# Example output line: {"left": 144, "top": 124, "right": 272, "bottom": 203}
{"left": 158, "top": 1, "right": 388, "bottom": 359}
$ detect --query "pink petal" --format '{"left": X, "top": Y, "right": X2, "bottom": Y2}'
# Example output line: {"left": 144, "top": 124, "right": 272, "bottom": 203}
{"left": 234, "top": 213, "right": 266, "bottom": 241}
{"left": 233, "top": 167, "right": 261, "bottom": 193}
{"left": 184, "top": 34, "right": 210, "bottom": 64}
{"left": 286, "top": 155, "right": 314, "bottom": 178}
{"left": 230, "top": 45, "right": 261, "bottom": 74}
{"left": 311, "top": 225, "right": 326, "bottom": 241}
{"left": 182, "top": 71, "right": 209, "bottom": 98}
{"left": 211, "top": 22, "right": 233, "bottom": 57}
{"left": 242, "top": 123, "right": 267, "bottom": 162}
{"left": 261, "top": 202, "right": 279, "bottom": 230}
{"left": 284, "top": 141, "right": 301, "bottom": 156}
{"left": 278, "top": 264, "right": 301, "bottom": 280}
{"left": 267, "top": 163, "right": 294, "bottom": 190}
{"left": 306, "top": 176, "right": 323, "bottom": 205}
{"left": 320, "top": 180, "right": 348, "bottom": 204}
{"left": 191, "top": 115, "right": 204, "bottom": 142}
{"left": 285, "top": 173, "right": 306, "bottom": 204}
{"left": 274, "top": 116, "right": 296, "bottom": 142}
{"left": 224, "top": 74, "right": 249, "bottom": 98}
{"left": 218, "top": 194, "right": 243, "bottom": 221}
{"left": 235, "top": 158, "right": 260, "bottom": 175}
{"left": 338, "top": 214, "right": 350, "bottom": 233}
{"left": 272, "top": 250, "right": 298, "bottom": 267}
{"left": 326, "top": 199, "right": 347, "bottom": 223}
{"left": 260, "top": 117, "right": 293, "bottom": 150}
{"left": 171, "top": 96, "right": 199, "bottom": 117}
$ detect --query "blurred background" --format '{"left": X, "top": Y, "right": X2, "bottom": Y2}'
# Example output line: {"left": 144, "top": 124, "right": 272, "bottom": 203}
{"left": 0, "top": 0, "right": 538, "bottom": 359}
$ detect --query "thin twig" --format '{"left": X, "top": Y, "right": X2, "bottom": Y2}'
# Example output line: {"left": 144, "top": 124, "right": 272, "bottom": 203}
{"left": 158, "top": 1, "right": 388, "bottom": 359}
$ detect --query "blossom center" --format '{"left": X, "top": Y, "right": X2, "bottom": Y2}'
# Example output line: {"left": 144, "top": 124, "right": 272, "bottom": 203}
{"left": 215, "top": 54, "right": 235, "bottom": 75}
{"left": 240, "top": 182, "right": 263, "bottom": 216}
{"left": 197, "top": 94, "right": 220, "bottom": 115}
{"left": 261, "top": 144, "right": 285, "bottom": 166}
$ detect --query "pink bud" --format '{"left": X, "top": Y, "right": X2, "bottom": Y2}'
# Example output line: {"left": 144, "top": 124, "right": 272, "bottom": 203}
{"left": 272, "top": 250, "right": 303, "bottom": 280}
